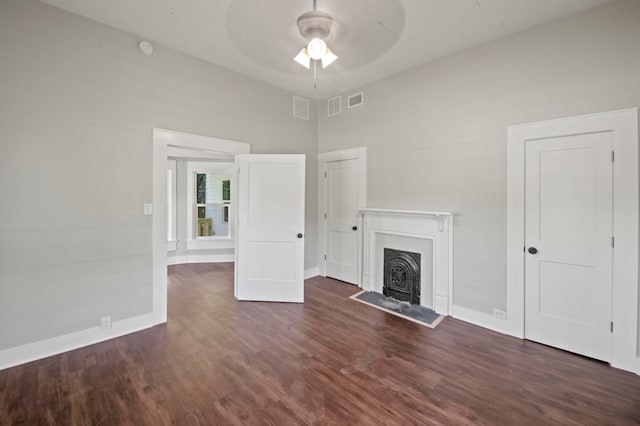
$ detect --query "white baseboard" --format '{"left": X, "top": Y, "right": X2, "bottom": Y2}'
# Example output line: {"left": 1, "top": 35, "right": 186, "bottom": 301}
{"left": 450, "top": 304, "right": 506, "bottom": 334}
{"left": 0, "top": 313, "right": 157, "bottom": 370}
{"left": 611, "top": 357, "right": 640, "bottom": 376}
{"left": 449, "top": 306, "right": 640, "bottom": 375}
{"left": 168, "top": 254, "right": 235, "bottom": 265}
{"left": 304, "top": 266, "right": 319, "bottom": 279}
{"left": 186, "top": 238, "right": 234, "bottom": 251}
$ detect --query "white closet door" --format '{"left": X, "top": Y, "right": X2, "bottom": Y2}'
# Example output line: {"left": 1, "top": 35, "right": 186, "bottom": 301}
{"left": 325, "top": 158, "right": 360, "bottom": 284}
{"left": 525, "top": 132, "right": 612, "bottom": 361}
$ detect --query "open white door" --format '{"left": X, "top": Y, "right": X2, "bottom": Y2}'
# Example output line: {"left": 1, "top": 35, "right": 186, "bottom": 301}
{"left": 235, "top": 154, "right": 305, "bottom": 303}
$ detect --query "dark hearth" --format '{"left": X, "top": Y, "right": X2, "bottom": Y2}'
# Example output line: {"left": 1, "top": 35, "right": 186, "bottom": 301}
{"left": 383, "top": 248, "right": 421, "bottom": 305}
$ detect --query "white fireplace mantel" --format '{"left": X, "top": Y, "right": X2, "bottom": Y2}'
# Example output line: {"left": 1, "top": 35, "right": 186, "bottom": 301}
{"left": 357, "top": 208, "right": 453, "bottom": 216}
{"left": 357, "top": 208, "right": 453, "bottom": 232}
{"left": 357, "top": 208, "right": 454, "bottom": 315}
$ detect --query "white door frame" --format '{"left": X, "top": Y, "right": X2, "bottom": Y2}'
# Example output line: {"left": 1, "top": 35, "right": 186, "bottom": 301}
{"left": 317, "top": 147, "right": 367, "bottom": 286}
{"left": 506, "top": 108, "right": 639, "bottom": 374}
{"left": 152, "top": 128, "right": 250, "bottom": 325}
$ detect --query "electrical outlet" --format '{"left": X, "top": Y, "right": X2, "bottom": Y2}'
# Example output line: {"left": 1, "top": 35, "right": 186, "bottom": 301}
{"left": 492, "top": 309, "right": 507, "bottom": 320}
{"left": 143, "top": 203, "right": 153, "bottom": 215}
{"left": 100, "top": 316, "right": 112, "bottom": 330}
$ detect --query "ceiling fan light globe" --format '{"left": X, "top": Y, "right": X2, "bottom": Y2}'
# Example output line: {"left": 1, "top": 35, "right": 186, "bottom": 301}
{"left": 307, "top": 38, "right": 327, "bottom": 60}
{"left": 321, "top": 49, "right": 338, "bottom": 68}
{"left": 294, "top": 48, "right": 311, "bottom": 69}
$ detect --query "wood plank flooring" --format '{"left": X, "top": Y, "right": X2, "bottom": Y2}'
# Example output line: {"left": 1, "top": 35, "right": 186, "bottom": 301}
{"left": 1, "top": 262, "right": 639, "bottom": 425}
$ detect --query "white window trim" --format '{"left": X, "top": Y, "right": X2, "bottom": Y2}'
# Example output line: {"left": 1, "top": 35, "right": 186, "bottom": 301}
{"left": 186, "top": 161, "right": 235, "bottom": 250}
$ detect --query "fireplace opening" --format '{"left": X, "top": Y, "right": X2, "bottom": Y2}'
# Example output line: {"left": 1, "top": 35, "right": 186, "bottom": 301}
{"left": 383, "top": 248, "right": 421, "bottom": 305}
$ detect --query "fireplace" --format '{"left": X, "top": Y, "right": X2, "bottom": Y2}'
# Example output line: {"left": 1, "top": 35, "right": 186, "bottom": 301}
{"left": 383, "top": 248, "right": 421, "bottom": 305}
{"left": 359, "top": 208, "right": 453, "bottom": 315}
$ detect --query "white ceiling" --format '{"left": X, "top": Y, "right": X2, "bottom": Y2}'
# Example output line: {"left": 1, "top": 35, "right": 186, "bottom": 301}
{"left": 40, "top": 0, "right": 614, "bottom": 99}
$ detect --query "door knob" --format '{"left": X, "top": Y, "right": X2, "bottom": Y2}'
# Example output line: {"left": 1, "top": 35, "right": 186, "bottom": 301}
{"left": 528, "top": 247, "right": 538, "bottom": 254}
{"left": 352, "top": 226, "right": 358, "bottom": 231}
{"left": 297, "top": 233, "right": 303, "bottom": 239}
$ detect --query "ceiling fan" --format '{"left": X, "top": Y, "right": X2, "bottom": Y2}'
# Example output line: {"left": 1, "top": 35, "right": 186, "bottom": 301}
{"left": 293, "top": 0, "right": 338, "bottom": 70}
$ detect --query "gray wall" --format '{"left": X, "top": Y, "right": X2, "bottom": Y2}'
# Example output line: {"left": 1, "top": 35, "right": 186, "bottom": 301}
{"left": 0, "top": 0, "right": 317, "bottom": 350}
{"left": 318, "top": 0, "right": 640, "bottom": 315}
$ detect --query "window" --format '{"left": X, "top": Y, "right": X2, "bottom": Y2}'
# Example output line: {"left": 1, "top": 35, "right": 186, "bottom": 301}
{"left": 186, "top": 161, "right": 235, "bottom": 247}
{"left": 167, "top": 160, "right": 177, "bottom": 251}
{"left": 195, "top": 172, "right": 231, "bottom": 238}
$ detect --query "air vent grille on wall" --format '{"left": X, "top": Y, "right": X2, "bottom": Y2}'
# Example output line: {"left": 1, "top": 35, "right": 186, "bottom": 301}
{"left": 347, "top": 92, "right": 364, "bottom": 109}
{"left": 327, "top": 96, "right": 341, "bottom": 117}
{"left": 293, "top": 96, "right": 310, "bottom": 120}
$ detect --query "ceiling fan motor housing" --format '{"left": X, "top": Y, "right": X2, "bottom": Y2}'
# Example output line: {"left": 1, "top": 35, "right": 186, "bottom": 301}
{"left": 297, "top": 11, "right": 333, "bottom": 39}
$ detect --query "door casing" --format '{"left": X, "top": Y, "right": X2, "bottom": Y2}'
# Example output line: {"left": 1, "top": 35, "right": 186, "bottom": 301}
{"left": 506, "top": 108, "right": 639, "bottom": 373}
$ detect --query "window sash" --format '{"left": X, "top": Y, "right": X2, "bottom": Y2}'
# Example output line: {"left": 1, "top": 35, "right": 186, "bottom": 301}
{"left": 195, "top": 202, "right": 231, "bottom": 238}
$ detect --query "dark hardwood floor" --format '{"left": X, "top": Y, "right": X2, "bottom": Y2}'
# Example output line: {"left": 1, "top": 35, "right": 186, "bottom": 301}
{"left": 1, "top": 262, "right": 639, "bottom": 425}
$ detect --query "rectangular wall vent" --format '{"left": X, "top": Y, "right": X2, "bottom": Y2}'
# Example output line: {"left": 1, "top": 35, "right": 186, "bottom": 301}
{"left": 347, "top": 92, "right": 364, "bottom": 109}
{"left": 293, "top": 95, "right": 309, "bottom": 120}
{"left": 327, "top": 95, "right": 342, "bottom": 117}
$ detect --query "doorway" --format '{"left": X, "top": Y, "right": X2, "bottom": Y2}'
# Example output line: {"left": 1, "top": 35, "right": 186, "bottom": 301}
{"left": 152, "top": 129, "right": 250, "bottom": 324}
{"left": 318, "top": 148, "right": 367, "bottom": 286}
{"left": 506, "top": 108, "right": 639, "bottom": 373}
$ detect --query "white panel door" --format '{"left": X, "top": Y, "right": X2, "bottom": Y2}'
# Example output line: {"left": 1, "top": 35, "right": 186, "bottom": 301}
{"left": 236, "top": 154, "right": 305, "bottom": 303}
{"left": 525, "top": 132, "right": 612, "bottom": 361}
{"left": 325, "top": 158, "right": 360, "bottom": 284}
